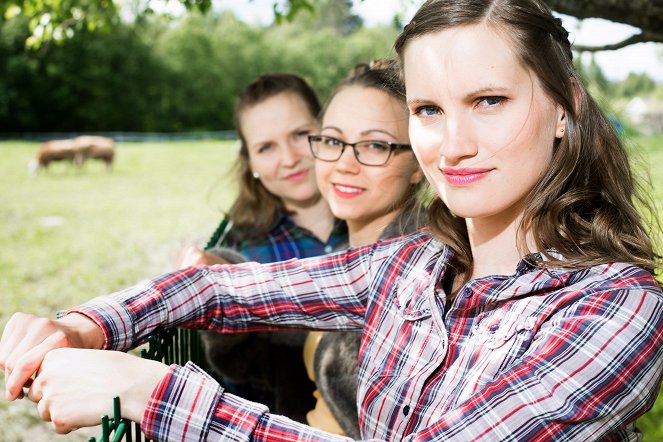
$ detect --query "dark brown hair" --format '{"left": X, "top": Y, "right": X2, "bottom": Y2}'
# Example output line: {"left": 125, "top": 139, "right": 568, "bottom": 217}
{"left": 395, "top": 0, "right": 659, "bottom": 276}
{"left": 227, "top": 73, "right": 321, "bottom": 233}
{"left": 323, "top": 59, "right": 405, "bottom": 115}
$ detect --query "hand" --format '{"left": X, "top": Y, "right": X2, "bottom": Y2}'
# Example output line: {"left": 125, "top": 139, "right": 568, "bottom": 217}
{"left": 176, "top": 246, "right": 229, "bottom": 267}
{"left": 27, "top": 348, "right": 168, "bottom": 434}
{"left": 0, "top": 312, "right": 104, "bottom": 401}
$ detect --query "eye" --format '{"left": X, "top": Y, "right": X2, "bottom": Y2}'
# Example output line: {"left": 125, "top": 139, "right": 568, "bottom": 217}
{"left": 412, "top": 105, "right": 441, "bottom": 117}
{"left": 257, "top": 143, "right": 273, "bottom": 154}
{"left": 476, "top": 96, "right": 506, "bottom": 108}
{"left": 295, "top": 129, "right": 311, "bottom": 138}
{"left": 364, "top": 141, "right": 389, "bottom": 152}
{"left": 323, "top": 136, "right": 344, "bottom": 147}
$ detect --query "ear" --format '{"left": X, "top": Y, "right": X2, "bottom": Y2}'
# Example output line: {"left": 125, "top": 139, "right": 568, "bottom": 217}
{"left": 555, "top": 76, "right": 583, "bottom": 139}
{"left": 555, "top": 104, "right": 566, "bottom": 139}
{"left": 409, "top": 165, "right": 425, "bottom": 185}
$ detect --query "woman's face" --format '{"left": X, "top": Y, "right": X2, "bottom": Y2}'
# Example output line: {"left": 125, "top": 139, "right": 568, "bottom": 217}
{"left": 316, "top": 85, "right": 422, "bottom": 228}
{"left": 242, "top": 92, "right": 319, "bottom": 209}
{"left": 403, "top": 24, "right": 565, "bottom": 226}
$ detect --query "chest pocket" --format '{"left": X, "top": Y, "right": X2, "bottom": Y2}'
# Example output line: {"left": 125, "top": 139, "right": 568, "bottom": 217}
{"left": 470, "top": 313, "right": 538, "bottom": 378}
{"left": 361, "top": 276, "right": 443, "bottom": 381}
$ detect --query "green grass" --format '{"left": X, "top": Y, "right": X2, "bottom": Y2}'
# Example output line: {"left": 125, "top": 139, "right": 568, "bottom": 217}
{"left": 0, "top": 136, "right": 662, "bottom": 440}
{"left": 0, "top": 140, "right": 236, "bottom": 323}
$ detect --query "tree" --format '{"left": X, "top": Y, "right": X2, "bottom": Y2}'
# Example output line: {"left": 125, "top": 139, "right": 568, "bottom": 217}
{"left": 544, "top": 0, "right": 663, "bottom": 50}
{"left": 2, "top": 0, "right": 663, "bottom": 49}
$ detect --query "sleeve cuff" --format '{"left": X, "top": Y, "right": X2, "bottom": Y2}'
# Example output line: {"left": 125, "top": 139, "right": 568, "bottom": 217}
{"left": 142, "top": 362, "right": 223, "bottom": 441}
{"left": 60, "top": 296, "right": 136, "bottom": 351}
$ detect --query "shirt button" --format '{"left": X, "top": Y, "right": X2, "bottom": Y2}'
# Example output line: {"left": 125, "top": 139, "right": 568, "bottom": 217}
{"left": 324, "top": 245, "right": 333, "bottom": 253}
{"left": 403, "top": 405, "right": 410, "bottom": 416}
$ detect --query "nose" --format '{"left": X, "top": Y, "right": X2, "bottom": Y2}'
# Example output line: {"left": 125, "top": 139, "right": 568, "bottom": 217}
{"left": 281, "top": 141, "right": 301, "bottom": 167}
{"left": 440, "top": 115, "right": 478, "bottom": 164}
{"left": 335, "top": 144, "right": 360, "bottom": 173}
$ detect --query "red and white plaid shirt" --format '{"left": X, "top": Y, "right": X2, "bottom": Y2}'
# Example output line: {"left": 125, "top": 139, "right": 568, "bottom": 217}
{"left": 69, "top": 230, "right": 663, "bottom": 441}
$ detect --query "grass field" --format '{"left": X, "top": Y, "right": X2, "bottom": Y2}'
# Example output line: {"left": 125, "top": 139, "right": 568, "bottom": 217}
{"left": 0, "top": 137, "right": 662, "bottom": 440}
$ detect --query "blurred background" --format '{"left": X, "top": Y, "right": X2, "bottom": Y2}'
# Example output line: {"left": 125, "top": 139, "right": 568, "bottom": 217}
{"left": 0, "top": 0, "right": 661, "bottom": 440}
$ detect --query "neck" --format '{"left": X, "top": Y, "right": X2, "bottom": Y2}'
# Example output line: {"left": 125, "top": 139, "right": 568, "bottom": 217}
{"left": 466, "top": 211, "right": 530, "bottom": 280}
{"left": 286, "top": 197, "right": 335, "bottom": 242}
{"left": 348, "top": 209, "right": 400, "bottom": 247}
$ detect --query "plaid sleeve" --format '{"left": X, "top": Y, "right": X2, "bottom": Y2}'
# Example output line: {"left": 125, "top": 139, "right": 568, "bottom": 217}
{"left": 63, "top": 242, "right": 385, "bottom": 350}
{"left": 141, "top": 362, "right": 222, "bottom": 441}
{"left": 411, "top": 287, "right": 663, "bottom": 441}
{"left": 143, "top": 362, "right": 355, "bottom": 442}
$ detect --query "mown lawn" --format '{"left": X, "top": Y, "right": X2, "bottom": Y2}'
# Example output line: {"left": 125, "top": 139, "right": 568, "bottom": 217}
{"left": 0, "top": 136, "right": 662, "bottom": 440}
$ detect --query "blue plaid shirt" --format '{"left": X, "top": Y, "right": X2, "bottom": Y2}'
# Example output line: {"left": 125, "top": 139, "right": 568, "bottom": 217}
{"left": 205, "top": 213, "right": 348, "bottom": 263}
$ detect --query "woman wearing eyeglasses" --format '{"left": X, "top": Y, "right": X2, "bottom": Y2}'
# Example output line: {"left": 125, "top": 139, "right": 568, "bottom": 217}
{"left": 304, "top": 60, "right": 424, "bottom": 438}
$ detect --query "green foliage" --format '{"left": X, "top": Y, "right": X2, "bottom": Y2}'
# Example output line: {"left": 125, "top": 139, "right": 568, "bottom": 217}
{"left": 615, "top": 72, "right": 657, "bottom": 98}
{"left": 0, "top": 9, "right": 399, "bottom": 132}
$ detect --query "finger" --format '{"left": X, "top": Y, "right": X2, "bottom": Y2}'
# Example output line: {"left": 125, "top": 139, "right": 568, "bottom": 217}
{"left": 52, "top": 419, "right": 76, "bottom": 435}
{"left": 37, "top": 395, "right": 52, "bottom": 422}
{"left": 27, "top": 375, "right": 43, "bottom": 403}
{"left": 4, "top": 316, "right": 56, "bottom": 375}
{"left": 5, "top": 332, "right": 68, "bottom": 400}
{"left": 0, "top": 313, "right": 30, "bottom": 369}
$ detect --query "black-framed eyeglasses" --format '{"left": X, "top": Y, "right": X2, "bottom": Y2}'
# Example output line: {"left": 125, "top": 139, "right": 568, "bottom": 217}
{"left": 308, "top": 135, "right": 411, "bottom": 167}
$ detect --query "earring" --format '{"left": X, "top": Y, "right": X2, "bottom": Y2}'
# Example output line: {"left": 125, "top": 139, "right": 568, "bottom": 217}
{"left": 252, "top": 171, "right": 260, "bottom": 179}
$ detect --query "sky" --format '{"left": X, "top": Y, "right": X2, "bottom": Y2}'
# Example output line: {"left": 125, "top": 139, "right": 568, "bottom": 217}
{"left": 216, "top": 0, "right": 663, "bottom": 82}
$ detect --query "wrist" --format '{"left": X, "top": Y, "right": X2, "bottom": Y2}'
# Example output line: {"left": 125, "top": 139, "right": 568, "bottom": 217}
{"left": 121, "top": 358, "right": 170, "bottom": 423}
{"left": 57, "top": 313, "right": 105, "bottom": 349}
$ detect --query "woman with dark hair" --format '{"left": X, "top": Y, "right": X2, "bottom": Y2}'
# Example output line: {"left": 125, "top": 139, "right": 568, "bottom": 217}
{"left": 2, "top": 1, "right": 662, "bottom": 441}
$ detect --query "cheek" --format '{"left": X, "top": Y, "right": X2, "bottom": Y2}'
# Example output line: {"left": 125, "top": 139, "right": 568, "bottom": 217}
{"left": 314, "top": 161, "right": 334, "bottom": 196}
{"left": 409, "top": 120, "right": 442, "bottom": 166}
{"left": 248, "top": 155, "right": 273, "bottom": 177}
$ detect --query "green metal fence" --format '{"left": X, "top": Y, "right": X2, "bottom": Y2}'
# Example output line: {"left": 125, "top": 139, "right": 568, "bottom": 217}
{"left": 91, "top": 328, "right": 208, "bottom": 441}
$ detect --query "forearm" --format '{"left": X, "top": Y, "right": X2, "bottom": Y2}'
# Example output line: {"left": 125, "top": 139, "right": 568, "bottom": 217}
{"left": 64, "top": 252, "right": 371, "bottom": 351}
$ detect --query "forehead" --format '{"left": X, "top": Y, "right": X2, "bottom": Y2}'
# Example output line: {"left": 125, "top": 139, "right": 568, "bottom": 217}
{"left": 402, "top": 24, "right": 529, "bottom": 97}
{"left": 241, "top": 92, "right": 315, "bottom": 141}
{"left": 242, "top": 92, "right": 312, "bottom": 122}
{"left": 323, "top": 85, "right": 408, "bottom": 129}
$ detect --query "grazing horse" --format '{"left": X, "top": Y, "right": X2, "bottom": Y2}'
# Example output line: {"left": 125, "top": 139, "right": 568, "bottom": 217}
{"left": 29, "top": 139, "right": 82, "bottom": 175}
{"left": 74, "top": 136, "right": 115, "bottom": 171}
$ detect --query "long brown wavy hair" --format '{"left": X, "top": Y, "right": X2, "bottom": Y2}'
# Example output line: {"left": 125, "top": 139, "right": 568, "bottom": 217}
{"left": 227, "top": 73, "right": 321, "bottom": 234}
{"left": 394, "top": 0, "right": 660, "bottom": 276}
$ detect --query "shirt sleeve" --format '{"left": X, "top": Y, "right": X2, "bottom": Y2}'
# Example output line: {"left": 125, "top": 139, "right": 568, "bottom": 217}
{"left": 64, "top": 244, "right": 383, "bottom": 351}
{"left": 142, "top": 362, "right": 356, "bottom": 442}
{"left": 407, "top": 286, "right": 663, "bottom": 441}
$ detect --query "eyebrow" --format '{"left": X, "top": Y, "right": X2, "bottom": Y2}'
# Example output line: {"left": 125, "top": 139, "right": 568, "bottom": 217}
{"left": 321, "top": 126, "right": 343, "bottom": 134}
{"left": 321, "top": 126, "right": 397, "bottom": 140}
{"left": 407, "top": 86, "right": 511, "bottom": 107}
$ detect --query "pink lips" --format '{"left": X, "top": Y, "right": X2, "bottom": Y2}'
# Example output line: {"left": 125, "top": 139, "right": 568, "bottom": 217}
{"left": 286, "top": 170, "right": 308, "bottom": 182}
{"left": 442, "top": 167, "right": 493, "bottom": 185}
